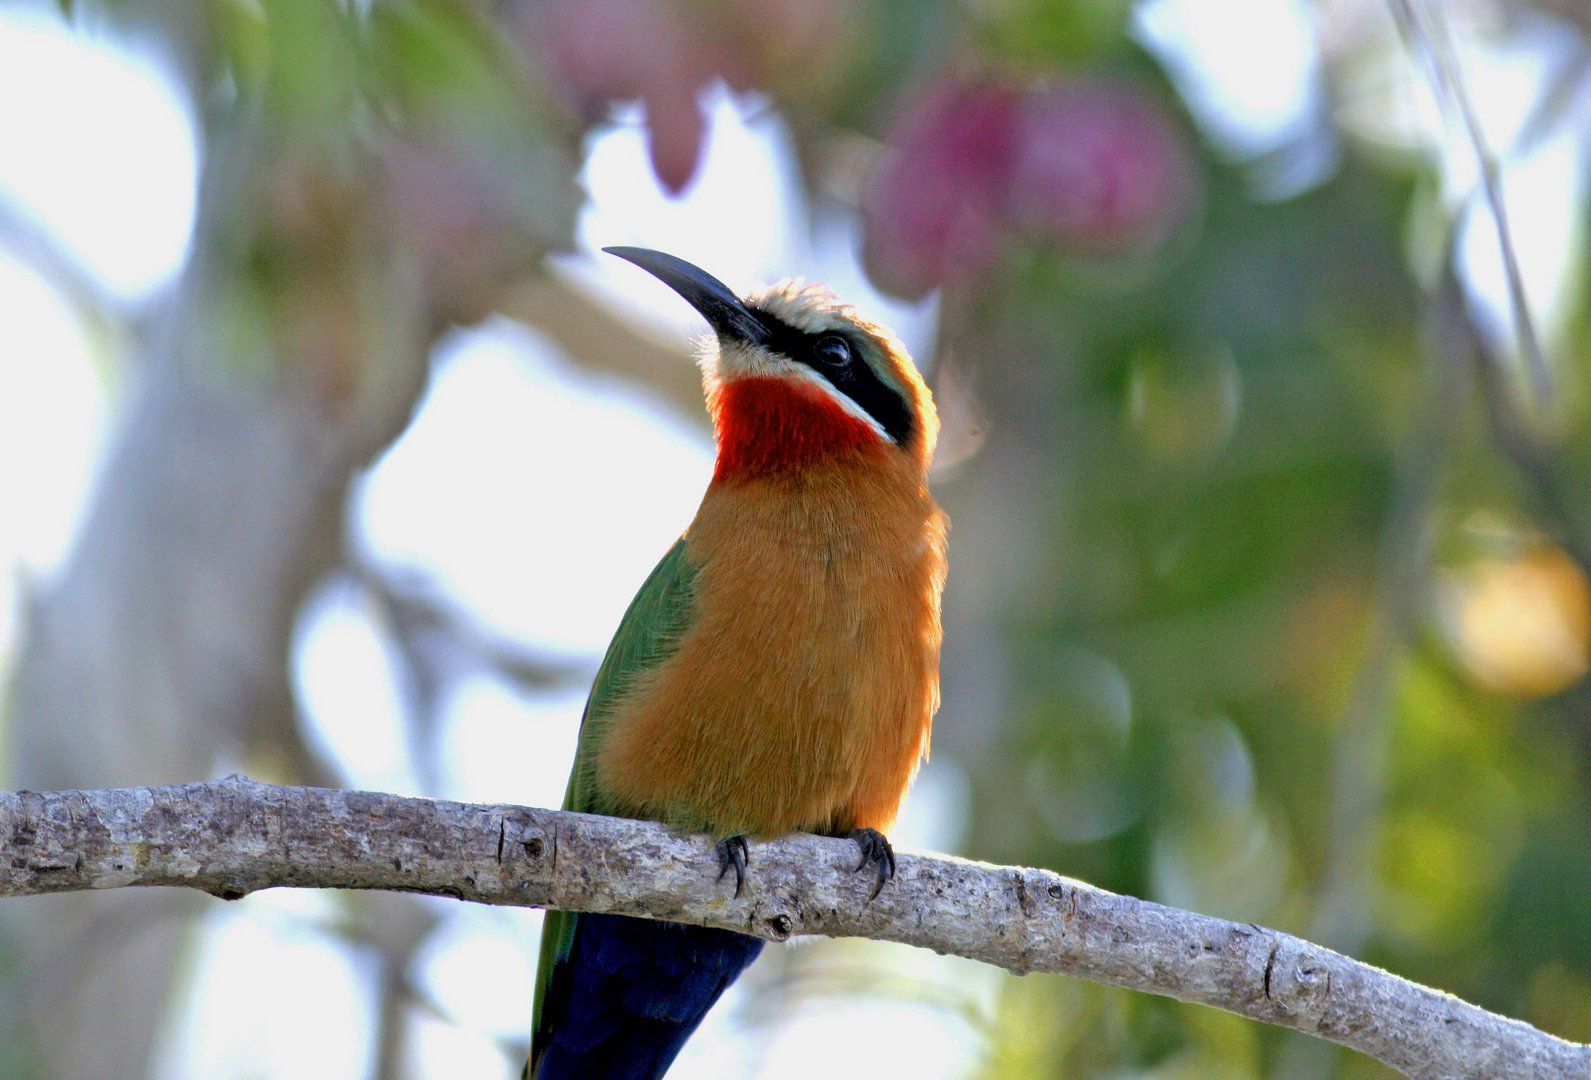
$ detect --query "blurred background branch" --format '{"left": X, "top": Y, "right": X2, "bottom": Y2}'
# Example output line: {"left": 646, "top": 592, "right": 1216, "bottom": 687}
{"left": 1388, "top": 0, "right": 1551, "bottom": 403}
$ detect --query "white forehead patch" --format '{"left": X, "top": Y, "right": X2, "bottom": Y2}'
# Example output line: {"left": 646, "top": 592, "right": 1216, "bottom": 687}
{"left": 747, "top": 279, "right": 856, "bottom": 335}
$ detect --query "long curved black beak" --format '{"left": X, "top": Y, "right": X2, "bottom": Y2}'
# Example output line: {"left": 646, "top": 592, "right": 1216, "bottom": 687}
{"left": 603, "top": 246, "right": 771, "bottom": 347}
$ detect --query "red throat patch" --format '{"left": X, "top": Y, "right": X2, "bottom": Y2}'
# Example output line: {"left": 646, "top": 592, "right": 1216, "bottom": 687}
{"left": 711, "top": 376, "right": 887, "bottom": 480}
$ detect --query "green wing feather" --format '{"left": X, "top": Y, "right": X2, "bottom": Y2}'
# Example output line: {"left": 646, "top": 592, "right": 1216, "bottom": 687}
{"left": 528, "top": 538, "right": 699, "bottom": 1071}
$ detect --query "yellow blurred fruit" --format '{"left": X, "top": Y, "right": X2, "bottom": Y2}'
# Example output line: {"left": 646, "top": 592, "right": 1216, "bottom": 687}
{"left": 1440, "top": 548, "right": 1590, "bottom": 697}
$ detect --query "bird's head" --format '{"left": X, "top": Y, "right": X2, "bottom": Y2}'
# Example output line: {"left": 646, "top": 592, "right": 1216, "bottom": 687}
{"left": 605, "top": 247, "right": 937, "bottom": 482}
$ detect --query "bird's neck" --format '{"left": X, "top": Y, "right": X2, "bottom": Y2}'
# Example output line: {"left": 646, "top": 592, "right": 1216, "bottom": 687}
{"left": 709, "top": 376, "right": 890, "bottom": 482}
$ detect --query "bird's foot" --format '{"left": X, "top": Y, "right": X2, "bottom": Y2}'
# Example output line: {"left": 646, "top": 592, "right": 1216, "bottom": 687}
{"left": 846, "top": 828, "right": 896, "bottom": 901}
{"left": 716, "top": 835, "right": 750, "bottom": 898}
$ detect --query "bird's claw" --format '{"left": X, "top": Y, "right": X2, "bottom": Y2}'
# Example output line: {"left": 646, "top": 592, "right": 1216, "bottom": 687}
{"left": 846, "top": 828, "right": 896, "bottom": 901}
{"left": 716, "top": 835, "right": 750, "bottom": 898}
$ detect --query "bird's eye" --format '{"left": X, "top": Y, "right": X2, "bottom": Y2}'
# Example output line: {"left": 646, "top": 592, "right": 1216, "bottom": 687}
{"left": 812, "top": 334, "right": 854, "bottom": 369}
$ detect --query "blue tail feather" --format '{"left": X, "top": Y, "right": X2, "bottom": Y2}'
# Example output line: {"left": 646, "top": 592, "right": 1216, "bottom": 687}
{"left": 532, "top": 913, "right": 764, "bottom": 1079}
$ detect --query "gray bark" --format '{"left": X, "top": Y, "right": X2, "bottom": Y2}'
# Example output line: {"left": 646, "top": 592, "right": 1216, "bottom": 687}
{"left": 2, "top": 775, "right": 1584, "bottom": 1080}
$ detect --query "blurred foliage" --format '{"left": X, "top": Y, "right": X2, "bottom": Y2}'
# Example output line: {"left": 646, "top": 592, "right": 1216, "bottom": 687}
{"left": 6, "top": 0, "right": 1591, "bottom": 1076}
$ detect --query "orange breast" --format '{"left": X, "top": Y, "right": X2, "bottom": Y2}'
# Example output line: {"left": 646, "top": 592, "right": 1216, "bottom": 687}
{"left": 595, "top": 448, "right": 947, "bottom": 838}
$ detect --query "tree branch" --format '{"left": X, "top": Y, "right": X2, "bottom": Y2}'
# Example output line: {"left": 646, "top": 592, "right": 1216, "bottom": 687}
{"left": 1, "top": 776, "right": 1583, "bottom": 1079}
{"left": 1387, "top": 0, "right": 1554, "bottom": 404}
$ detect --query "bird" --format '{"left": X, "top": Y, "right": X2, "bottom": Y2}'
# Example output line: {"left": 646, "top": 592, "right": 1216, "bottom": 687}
{"left": 528, "top": 246, "right": 947, "bottom": 1079}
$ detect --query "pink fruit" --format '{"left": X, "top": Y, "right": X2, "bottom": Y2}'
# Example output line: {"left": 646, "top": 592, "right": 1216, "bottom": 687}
{"left": 517, "top": 0, "right": 713, "bottom": 194}
{"left": 863, "top": 77, "right": 1021, "bottom": 298}
{"left": 1004, "top": 82, "right": 1193, "bottom": 250}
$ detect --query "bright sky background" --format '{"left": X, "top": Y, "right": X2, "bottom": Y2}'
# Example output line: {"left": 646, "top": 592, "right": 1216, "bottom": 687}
{"left": 0, "top": 3, "right": 1586, "bottom": 1077}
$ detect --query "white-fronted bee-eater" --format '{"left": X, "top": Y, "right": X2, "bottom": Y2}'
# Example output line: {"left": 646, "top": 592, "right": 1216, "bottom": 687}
{"left": 529, "top": 247, "right": 948, "bottom": 1079}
